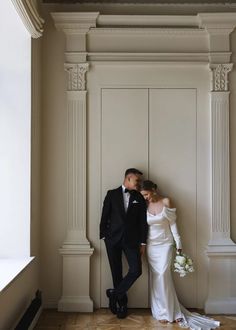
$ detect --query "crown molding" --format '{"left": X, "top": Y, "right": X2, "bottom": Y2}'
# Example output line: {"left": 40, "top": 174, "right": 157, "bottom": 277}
{"left": 11, "top": 0, "right": 44, "bottom": 38}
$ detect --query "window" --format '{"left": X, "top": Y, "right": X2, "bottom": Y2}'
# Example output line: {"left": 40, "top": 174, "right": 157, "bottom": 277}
{"left": 0, "top": 0, "right": 32, "bottom": 290}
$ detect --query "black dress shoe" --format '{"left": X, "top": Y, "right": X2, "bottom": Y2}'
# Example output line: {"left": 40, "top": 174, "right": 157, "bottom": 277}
{"left": 117, "top": 304, "right": 128, "bottom": 319}
{"left": 106, "top": 289, "right": 117, "bottom": 314}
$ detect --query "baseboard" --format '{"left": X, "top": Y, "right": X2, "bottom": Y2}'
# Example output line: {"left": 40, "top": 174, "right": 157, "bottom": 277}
{"left": 42, "top": 299, "right": 58, "bottom": 309}
{"left": 205, "top": 298, "right": 236, "bottom": 314}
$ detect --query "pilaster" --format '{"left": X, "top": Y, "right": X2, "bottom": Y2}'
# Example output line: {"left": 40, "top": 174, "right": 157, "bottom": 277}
{"left": 210, "top": 64, "right": 233, "bottom": 245}
{"left": 205, "top": 63, "right": 236, "bottom": 313}
{"left": 57, "top": 61, "right": 94, "bottom": 311}
{"left": 52, "top": 12, "right": 97, "bottom": 312}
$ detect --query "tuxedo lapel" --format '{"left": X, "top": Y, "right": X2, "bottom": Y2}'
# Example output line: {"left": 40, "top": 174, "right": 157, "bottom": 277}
{"left": 116, "top": 186, "right": 126, "bottom": 217}
{"left": 127, "top": 191, "right": 137, "bottom": 213}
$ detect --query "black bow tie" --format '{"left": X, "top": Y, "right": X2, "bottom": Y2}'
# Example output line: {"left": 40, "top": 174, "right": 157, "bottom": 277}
{"left": 124, "top": 188, "right": 133, "bottom": 193}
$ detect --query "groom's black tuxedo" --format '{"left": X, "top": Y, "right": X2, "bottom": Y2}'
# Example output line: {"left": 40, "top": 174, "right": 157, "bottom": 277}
{"left": 100, "top": 186, "right": 148, "bottom": 247}
{"left": 100, "top": 185, "right": 148, "bottom": 309}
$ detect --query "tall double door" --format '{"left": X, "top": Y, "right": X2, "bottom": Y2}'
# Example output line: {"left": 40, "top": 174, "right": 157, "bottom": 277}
{"left": 100, "top": 88, "right": 197, "bottom": 307}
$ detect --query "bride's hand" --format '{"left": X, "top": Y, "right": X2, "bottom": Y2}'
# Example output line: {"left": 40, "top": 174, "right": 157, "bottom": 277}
{"left": 140, "top": 245, "right": 146, "bottom": 256}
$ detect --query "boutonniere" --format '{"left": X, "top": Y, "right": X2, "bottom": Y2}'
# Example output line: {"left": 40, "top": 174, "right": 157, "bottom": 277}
{"left": 132, "top": 200, "right": 139, "bottom": 204}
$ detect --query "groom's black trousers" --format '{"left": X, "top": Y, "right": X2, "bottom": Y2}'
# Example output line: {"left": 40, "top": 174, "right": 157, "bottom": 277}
{"left": 105, "top": 237, "right": 142, "bottom": 305}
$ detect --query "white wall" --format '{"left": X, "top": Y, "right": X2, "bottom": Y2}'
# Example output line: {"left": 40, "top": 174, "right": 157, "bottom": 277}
{"left": 41, "top": 7, "right": 67, "bottom": 307}
{"left": 0, "top": 260, "right": 39, "bottom": 329}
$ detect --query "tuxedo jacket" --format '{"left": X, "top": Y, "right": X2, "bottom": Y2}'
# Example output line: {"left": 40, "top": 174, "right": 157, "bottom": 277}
{"left": 100, "top": 186, "right": 148, "bottom": 247}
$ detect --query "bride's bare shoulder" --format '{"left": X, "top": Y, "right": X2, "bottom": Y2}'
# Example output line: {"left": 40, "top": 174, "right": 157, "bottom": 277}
{"left": 162, "top": 197, "right": 174, "bottom": 208}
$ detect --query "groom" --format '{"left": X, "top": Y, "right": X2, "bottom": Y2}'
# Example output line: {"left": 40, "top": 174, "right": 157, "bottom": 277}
{"left": 100, "top": 168, "right": 148, "bottom": 318}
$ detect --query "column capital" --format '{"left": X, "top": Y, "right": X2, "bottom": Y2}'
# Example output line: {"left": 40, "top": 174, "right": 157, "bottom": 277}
{"left": 210, "top": 63, "right": 233, "bottom": 92}
{"left": 64, "top": 63, "right": 89, "bottom": 91}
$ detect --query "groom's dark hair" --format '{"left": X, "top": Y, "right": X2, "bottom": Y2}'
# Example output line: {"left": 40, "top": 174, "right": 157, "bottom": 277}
{"left": 125, "top": 168, "right": 143, "bottom": 177}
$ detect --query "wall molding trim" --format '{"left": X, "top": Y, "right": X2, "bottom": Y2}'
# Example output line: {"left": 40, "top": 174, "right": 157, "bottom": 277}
{"left": 11, "top": 0, "right": 44, "bottom": 38}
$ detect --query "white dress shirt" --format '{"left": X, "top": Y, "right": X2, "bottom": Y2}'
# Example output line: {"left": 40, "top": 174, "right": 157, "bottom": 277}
{"left": 122, "top": 184, "right": 130, "bottom": 212}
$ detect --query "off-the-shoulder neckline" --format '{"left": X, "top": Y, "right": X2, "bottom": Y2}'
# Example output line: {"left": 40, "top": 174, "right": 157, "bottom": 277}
{"left": 147, "top": 206, "right": 176, "bottom": 216}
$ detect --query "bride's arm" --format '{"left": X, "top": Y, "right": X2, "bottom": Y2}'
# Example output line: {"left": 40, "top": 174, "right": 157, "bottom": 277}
{"left": 163, "top": 198, "right": 182, "bottom": 251}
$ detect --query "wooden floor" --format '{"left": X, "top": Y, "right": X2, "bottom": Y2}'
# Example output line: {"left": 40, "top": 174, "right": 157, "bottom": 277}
{"left": 34, "top": 308, "right": 236, "bottom": 330}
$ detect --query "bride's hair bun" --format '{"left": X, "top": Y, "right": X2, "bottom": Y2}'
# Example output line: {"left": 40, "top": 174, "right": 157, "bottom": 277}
{"left": 141, "top": 180, "right": 158, "bottom": 191}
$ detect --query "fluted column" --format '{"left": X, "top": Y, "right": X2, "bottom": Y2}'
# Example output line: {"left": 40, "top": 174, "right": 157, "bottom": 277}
{"left": 205, "top": 63, "right": 236, "bottom": 314}
{"left": 210, "top": 64, "right": 233, "bottom": 245}
{"left": 63, "top": 63, "right": 90, "bottom": 247}
{"left": 58, "top": 63, "right": 94, "bottom": 312}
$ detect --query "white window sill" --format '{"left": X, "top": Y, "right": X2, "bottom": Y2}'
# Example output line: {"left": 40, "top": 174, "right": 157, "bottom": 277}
{"left": 0, "top": 257, "right": 34, "bottom": 293}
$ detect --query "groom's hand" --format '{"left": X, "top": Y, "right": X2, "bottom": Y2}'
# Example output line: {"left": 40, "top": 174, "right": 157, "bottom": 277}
{"left": 140, "top": 245, "right": 146, "bottom": 256}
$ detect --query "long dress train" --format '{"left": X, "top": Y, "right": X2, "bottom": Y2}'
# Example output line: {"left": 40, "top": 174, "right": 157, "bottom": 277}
{"left": 147, "top": 206, "right": 220, "bottom": 329}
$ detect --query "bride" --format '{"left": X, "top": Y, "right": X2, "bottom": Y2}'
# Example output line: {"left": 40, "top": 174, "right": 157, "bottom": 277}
{"left": 140, "top": 180, "right": 220, "bottom": 329}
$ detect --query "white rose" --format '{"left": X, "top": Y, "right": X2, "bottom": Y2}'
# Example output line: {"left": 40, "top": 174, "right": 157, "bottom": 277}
{"left": 174, "top": 263, "right": 182, "bottom": 269}
{"left": 176, "top": 255, "right": 186, "bottom": 266}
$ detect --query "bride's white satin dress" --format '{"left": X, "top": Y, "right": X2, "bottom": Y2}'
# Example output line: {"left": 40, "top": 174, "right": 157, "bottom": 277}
{"left": 147, "top": 206, "right": 220, "bottom": 329}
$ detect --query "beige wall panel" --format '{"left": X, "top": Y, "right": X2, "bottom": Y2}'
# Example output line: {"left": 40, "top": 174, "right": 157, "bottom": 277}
{"left": 149, "top": 88, "right": 197, "bottom": 307}
{"left": 87, "top": 64, "right": 210, "bottom": 309}
{"left": 100, "top": 88, "right": 149, "bottom": 307}
{"left": 80, "top": 63, "right": 210, "bottom": 308}
{"left": 88, "top": 32, "right": 208, "bottom": 53}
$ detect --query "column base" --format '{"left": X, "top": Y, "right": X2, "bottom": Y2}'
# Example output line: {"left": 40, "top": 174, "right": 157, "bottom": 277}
{"left": 205, "top": 298, "right": 236, "bottom": 314}
{"left": 205, "top": 243, "right": 236, "bottom": 314}
{"left": 58, "top": 245, "right": 94, "bottom": 312}
{"left": 58, "top": 296, "right": 93, "bottom": 312}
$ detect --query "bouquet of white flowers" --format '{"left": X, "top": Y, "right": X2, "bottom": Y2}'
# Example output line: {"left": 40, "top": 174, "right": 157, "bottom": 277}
{"left": 173, "top": 252, "right": 194, "bottom": 277}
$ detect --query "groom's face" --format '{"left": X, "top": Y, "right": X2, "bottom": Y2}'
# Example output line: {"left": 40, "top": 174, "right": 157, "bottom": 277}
{"left": 127, "top": 174, "right": 141, "bottom": 191}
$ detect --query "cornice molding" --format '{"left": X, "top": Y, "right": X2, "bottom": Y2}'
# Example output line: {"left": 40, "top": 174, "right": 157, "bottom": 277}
{"left": 198, "top": 12, "right": 236, "bottom": 32}
{"left": 52, "top": 12, "right": 236, "bottom": 63}
{"left": 52, "top": 12, "right": 236, "bottom": 32}
{"left": 11, "top": 0, "right": 44, "bottom": 38}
